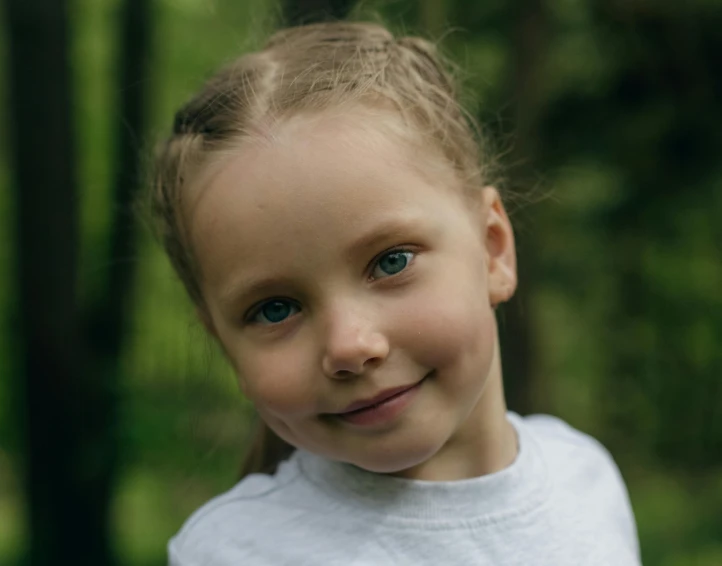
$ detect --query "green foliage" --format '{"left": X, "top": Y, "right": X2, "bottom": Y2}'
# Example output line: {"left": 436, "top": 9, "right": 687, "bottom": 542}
{"left": 1, "top": 0, "right": 720, "bottom": 564}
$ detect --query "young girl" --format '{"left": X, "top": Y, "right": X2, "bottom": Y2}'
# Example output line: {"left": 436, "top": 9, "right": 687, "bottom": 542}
{"left": 154, "top": 21, "right": 640, "bottom": 565}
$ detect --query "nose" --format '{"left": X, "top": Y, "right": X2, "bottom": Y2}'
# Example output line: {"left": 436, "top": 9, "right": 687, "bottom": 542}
{"left": 320, "top": 305, "right": 389, "bottom": 379}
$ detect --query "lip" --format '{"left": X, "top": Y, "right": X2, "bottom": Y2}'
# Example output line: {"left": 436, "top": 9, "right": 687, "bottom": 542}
{"left": 333, "top": 375, "right": 428, "bottom": 427}
{"left": 339, "top": 383, "right": 420, "bottom": 414}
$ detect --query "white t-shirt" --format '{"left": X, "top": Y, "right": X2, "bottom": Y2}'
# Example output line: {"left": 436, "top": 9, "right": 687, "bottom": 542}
{"left": 169, "top": 413, "right": 640, "bottom": 565}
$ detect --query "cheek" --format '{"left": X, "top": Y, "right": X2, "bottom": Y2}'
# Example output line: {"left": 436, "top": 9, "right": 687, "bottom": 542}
{"left": 230, "top": 340, "right": 318, "bottom": 417}
{"left": 407, "top": 302, "right": 495, "bottom": 370}
{"left": 394, "top": 269, "right": 496, "bottom": 371}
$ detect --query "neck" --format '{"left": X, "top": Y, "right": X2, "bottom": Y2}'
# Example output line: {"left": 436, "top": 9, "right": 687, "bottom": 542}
{"left": 392, "top": 338, "right": 517, "bottom": 481}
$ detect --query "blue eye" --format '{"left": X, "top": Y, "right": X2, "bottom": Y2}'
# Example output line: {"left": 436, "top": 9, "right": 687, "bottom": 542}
{"left": 251, "top": 299, "right": 299, "bottom": 325}
{"left": 371, "top": 250, "right": 415, "bottom": 279}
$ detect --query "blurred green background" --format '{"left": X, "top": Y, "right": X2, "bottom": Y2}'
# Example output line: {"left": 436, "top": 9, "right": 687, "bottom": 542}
{"left": 1, "top": 0, "right": 721, "bottom": 564}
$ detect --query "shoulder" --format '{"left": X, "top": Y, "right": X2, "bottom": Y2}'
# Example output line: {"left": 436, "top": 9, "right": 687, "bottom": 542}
{"left": 516, "top": 413, "right": 640, "bottom": 559}
{"left": 520, "top": 413, "right": 607, "bottom": 455}
{"left": 168, "top": 458, "right": 305, "bottom": 565}
{"left": 519, "top": 413, "right": 621, "bottom": 484}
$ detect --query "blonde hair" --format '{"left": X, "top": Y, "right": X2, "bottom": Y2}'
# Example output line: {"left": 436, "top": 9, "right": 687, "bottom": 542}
{"left": 151, "top": 21, "right": 497, "bottom": 476}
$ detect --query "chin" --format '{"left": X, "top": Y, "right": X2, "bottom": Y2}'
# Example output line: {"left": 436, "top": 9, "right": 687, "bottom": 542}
{"left": 347, "top": 441, "right": 444, "bottom": 476}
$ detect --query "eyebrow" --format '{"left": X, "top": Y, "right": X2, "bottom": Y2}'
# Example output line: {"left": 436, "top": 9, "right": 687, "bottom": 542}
{"left": 218, "top": 215, "right": 428, "bottom": 309}
{"left": 218, "top": 275, "right": 296, "bottom": 312}
{"left": 345, "top": 215, "right": 426, "bottom": 256}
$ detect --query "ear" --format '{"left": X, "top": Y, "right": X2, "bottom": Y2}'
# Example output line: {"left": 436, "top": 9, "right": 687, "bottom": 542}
{"left": 480, "top": 187, "right": 517, "bottom": 306}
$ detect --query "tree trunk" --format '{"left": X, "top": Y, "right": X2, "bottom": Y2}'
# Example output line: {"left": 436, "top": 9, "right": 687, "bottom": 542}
{"left": 5, "top": 0, "right": 114, "bottom": 563}
{"left": 6, "top": 0, "right": 151, "bottom": 562}
{"left": 87, "top": 0, "right": 150, "bottom": 361}
{"left": 499, "top": 0, "right": 548, "bottom": 415}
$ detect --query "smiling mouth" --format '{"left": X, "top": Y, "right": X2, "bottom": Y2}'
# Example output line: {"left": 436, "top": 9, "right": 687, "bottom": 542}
{"left": 331, "top": 373, "right": 431, "bottom": 427}
{"left": 339, "top": 382, "right": 422, "bottom": 415}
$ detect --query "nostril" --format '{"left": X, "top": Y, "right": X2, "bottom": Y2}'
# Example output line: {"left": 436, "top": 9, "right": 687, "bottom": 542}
{"left": 334, "top": 369, "right": 357, "bottom": 380}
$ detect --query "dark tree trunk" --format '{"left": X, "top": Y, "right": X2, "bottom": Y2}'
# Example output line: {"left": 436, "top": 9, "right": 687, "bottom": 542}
{"left": 87, "top": 0, "right": 150, "bottom": 361}
{"left": 5, "top": 0, "right": 113, "bottom": 564}
{"left": 499, "top": 0, "right": 549, "bottom": 415}
{"left": 283, "top": 0, "right": 355, "bottom": 25}
{"left": 6, "top": 0, "right": 151, "bottom": 562}
{"left": 82, "top": 0, "right": 152, "bottom": 554}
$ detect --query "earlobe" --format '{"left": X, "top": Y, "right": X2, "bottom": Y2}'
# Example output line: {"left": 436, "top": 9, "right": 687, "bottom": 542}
{"left": 481, "top": 187, "right": 517, "bottom": 306}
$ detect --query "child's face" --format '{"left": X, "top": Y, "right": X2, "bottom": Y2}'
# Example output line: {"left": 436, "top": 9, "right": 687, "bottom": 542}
{"left": 189, "top": 108, "right": 517, "bottom": 478}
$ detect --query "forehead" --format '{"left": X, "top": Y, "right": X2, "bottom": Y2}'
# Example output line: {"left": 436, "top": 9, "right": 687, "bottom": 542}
{"left": 188, "top": 108, "right": 469, "bottom": 284}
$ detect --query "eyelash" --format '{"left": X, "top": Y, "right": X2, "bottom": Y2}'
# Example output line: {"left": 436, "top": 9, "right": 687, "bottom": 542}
{"left": 367, "top": 246, "right": 417, "bottom": 281}
{"left": 245, "top": 246, "right": 418, "bottom": 326}
{"left": 245, "top": 298, "right": 301, "bottom": 326}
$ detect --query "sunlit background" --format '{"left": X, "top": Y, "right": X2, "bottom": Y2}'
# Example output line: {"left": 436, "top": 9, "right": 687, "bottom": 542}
{"left": 1, "top": 0, "right": 721, "bottom": 564}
